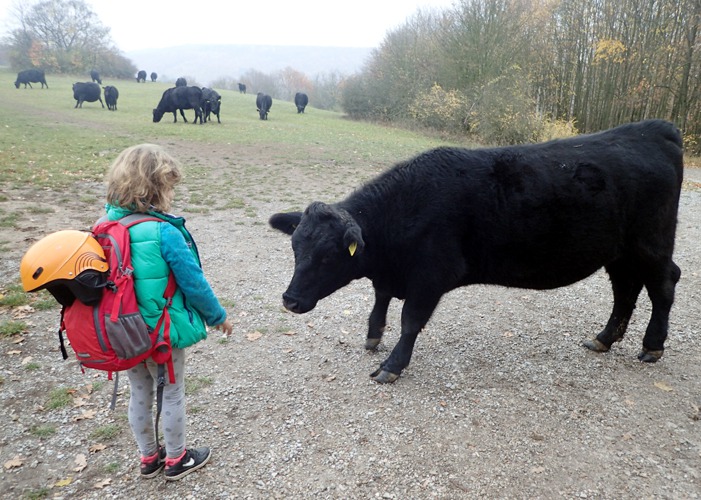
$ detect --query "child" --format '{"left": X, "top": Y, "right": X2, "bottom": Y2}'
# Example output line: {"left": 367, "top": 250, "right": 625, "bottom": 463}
{"left": 104, "top": 144, "right": 233, "bottom": 481}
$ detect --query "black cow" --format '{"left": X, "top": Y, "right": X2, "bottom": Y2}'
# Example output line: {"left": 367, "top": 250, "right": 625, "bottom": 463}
{"left": 72, "top": 82, "right": 104, "bottom": 108}
{"left": 90, "top": 70, "right": 102, "bottom": 84}
{"left": 238, "top": 83, "right": 246, "bottom": 94}
{"left": 201, "top": 87, "right": 221, "bottom": 123}
{"left": 294, "top": 92, "right": 309, "bottom": 113}
{"left": 103, "top": 85, "right": 119, "bottom": 111}
{"left": 153, "top": 86, "right": 203, "bottom": 124}
{"left": 256, "top": 92, "right": 272, "bottom": 120}
{"left": 14, "top": 69, "right": 48, "bottom": 89}
{"left": 175, "top": 77, "right": 187, "bottom": 87}
{"left": 269, "top": 120, "right": 683, "bottom": 384}
{"left": 136, "top": 70, "right": 147, "bottom": 83}
{"left": 151, "top": 72, "right": 158, "bottom": 82}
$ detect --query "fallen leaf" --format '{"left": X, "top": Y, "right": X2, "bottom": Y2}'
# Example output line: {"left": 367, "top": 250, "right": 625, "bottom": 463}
{"left": 343, "top": 310, "right": 351, "bottom": 315}
{"left": 94, "top": 478, "right": 112, "bottom": 489}
{"left": 531, "top": 466, "right": 545, "bottom": 474}
{"left": 4, "top": 456, "right": 23, "bottom": 469}
{"left": 21, "top": 356, "right": 33, "bottom": 365}
{"left": 325, "top": 375, "right": 336, "bottom": 382}
{"left": 622, "top": 432, "right": 634, "bottom": 441}
{"left": 73, "top": 397, "right": 88, "bottom": 407}
{"left": 11, "top": 336, "right": 25, "bottom": 344}
{"left": 654, "top": 381, "right": 674, "bottom": 392}
{"left": 7, "top": 350, "right": 21, "bottom": 355}
{"left": 73, "top": 409, "right": 97, "bottom": 421}
{"left": 282, "top": 331, "right": 296, "bottom": 336}
{"left": 89, "top": 443, "right": 107, "bottom": 453}
{"left": 74, "top": 454, "right": 87, "bottom": 472}
{"left": 246, "top": 331, "right": 263, "bottom": 341}
{"left": 55, "top": 477, "right": 73, "bottom": 487}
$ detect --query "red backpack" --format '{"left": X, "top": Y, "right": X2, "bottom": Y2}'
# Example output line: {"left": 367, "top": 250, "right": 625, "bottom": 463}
{"left": 59, "top": 214, "right": 175, "bottom": 376}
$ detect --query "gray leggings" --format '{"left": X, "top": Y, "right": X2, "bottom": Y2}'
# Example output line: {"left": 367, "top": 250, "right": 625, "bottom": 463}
{"left": 126, "top": 348, "right": 186, "bottom": 459}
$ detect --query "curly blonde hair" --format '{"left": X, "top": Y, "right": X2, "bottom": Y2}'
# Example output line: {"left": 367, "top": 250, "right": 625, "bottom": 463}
{"left": 106, "top": 144, "right": 182, "bottom": 212}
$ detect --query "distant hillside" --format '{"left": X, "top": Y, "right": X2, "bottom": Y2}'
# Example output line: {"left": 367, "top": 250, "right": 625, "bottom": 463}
{"left": 126, "top": 45, "right": 373, "bottom": 85}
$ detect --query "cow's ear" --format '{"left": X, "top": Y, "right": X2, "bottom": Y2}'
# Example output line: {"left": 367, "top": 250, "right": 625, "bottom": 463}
{"left": 269, "top": 212, "right": 302, "bottom": 235}
{"left": 343, "top": 224, "right": 364, "bottom": 257}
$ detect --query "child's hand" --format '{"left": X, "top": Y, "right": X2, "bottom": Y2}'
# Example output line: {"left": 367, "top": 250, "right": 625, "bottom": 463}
{"left": 215, "top": 318, "right": 233, "bottom": 336}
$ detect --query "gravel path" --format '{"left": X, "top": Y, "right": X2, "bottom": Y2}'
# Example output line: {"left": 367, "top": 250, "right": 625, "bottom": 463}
{"left": 1, "top": 156, "right": 699, "bottom": 499}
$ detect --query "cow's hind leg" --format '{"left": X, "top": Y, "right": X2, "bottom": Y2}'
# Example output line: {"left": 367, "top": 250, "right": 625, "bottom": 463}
{"left": 370, "top": 294, "right": 440, "bottom": 384}
{"left": 638, "top": 260, "right": 680, "bottom": 362}
{"left": 584, "top": 260, "right": 643, "bottom": 353}
{"left": 365, "top": 290, "right": 392, "bottom": 350}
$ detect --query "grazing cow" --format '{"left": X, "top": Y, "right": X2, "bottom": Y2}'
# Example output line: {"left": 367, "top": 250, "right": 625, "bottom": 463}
{"left": 269, "top": 120, "right": 683, "bottom": 384}
{"left": 153, "top": 86, "right": 203, "bottom": 124}
{"left": 151, "top": 72, "right": 158, "bottom": 82}
{"left": 136, "top": 70, "right": 147, "bottom": 83}
{"left": 103, "top": 85, "right": 119, "bottom": 111}
{"left": 175, "top": 77, "right": 187, "bottom": 87}
{"left": 256, "top": 92, "right": 273, "bottom": 120}
{"left": 294, "top": 92, "right": 309, "bottom": 113}
{"left": 72, "top": 82, "right": 104, "bottom": 108}
{"left": 201, "top": 87, "right": 221, "bottom": 123}
{"left": 238, "top": 83, "right": 246, "bottom": 94}
{"left": 90, "top": 70, "right": 102, "bottom": 84}
{"left": 14, "top": 69, "right": 48, "bottom": 89}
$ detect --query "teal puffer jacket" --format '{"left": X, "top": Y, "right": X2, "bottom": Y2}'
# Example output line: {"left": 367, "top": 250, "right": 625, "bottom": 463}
{"left": 105, "top": 204, "right": 226, "bottom": 349}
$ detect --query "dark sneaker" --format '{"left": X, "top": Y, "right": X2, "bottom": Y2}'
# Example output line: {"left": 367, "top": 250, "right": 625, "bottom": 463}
{"left": 164, "top": 447, "right": 211, "bottom": 481}
{"left": 140, "top": 446, "right": 166, "bottom": 479}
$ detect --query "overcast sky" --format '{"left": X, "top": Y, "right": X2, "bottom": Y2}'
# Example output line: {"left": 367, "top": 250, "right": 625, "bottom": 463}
{"left": 0, "top": 0, "right": 456, "bottom": 51}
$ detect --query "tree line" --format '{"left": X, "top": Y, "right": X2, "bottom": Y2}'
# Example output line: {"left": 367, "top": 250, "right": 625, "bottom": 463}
{"left": 341, "top": 0, "right": 701, "bottom": 151}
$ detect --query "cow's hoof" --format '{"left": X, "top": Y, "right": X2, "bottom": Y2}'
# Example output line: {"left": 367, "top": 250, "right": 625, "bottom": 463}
{"left": 370, "top": 368, "right": 399, "bottom": 384}
{"left": 582, "top": 338, "right": 609, "bottom": 352}
{"left": 638, "top": 349, "right": 663, "bottom": 363}
{"left": 365, "top": 338, "right": 381, "bottom": 350}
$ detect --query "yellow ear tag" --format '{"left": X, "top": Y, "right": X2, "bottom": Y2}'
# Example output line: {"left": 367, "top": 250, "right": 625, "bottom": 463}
{"left": 348, "top": 242, "right": 357, "bottom": 257}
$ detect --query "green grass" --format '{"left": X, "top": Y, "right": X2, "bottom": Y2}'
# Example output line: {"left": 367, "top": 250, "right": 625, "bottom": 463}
{"left": 0, "top": 320, "right": 27, "bottom": 336}
{"left": 0, "top": 68, "right": 454, "bottom": 192}
{"left": 89, "top": 424, "right": 120, "bottom": 441}
{"left": 46, "top": 387, "right": 73, "bottom": 409}
{"left": 0, "top": 284, "right": 30, "bottom": 307}
{"left": 30, "top": 424, "right": 56, "bottom": 438}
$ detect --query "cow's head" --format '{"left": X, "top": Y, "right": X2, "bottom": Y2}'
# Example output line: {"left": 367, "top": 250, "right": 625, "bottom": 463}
{"left": 269, "top": 201, "right": 365, "bottom": 314}
{"left": 153, "top": 108, "right": 164, "bottom": 123}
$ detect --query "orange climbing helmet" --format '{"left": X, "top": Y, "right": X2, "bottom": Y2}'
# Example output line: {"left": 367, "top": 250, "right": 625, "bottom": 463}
{"left": 20, "top": 230, "right": 109, "bottom": 306}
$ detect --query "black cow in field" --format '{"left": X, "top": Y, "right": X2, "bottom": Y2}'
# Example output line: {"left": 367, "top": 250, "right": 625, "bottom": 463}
{"left": 136, "top": 70, "right": 147, "bottom": 83}
{"left": 294, "top": 92, "right": 309, "bottom": 113}
{"left": 201, "top": 87, "right": 221, "bottom": 123}
{"left": 90, "top": 70, "right": 102, "bottom": 84}
{"left": 15, "top": 69, "right": 48, "bottom": 89}
{"left": 72, "top": 82, "right": 104, "bottom": 108}
{"left": 256, "top": 92, "right": 272, "bottom": 120}
{"left": 269, "top": 120, "right": 684, "bottom": 384}
{"left": 238, "top": 83, "right": 246, "bottom": 94}
{"left": 151, "top": 72, "right": 158, "bottom": 82}
{"left": 103, "top": 85, "right": 119, "bottom": 111}
{"left": 153, "top": 86, "right": 203, "bottom": 124}
{"left": 175, "top": 77, "right": 187, "bottom": 87}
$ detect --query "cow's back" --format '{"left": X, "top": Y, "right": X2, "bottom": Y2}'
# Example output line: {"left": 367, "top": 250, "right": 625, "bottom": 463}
{"left": 344, "top": 120, "right": 683, "bottom": 290}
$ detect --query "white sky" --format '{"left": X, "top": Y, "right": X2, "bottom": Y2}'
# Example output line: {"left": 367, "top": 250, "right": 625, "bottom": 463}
{"left": 0, "top": 0, "right": 456, "bottom": 51}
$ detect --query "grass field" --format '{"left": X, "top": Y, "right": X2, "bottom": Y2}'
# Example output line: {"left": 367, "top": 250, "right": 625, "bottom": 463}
{"left": 0, "top": 69, "right": 455, "bottom": 190}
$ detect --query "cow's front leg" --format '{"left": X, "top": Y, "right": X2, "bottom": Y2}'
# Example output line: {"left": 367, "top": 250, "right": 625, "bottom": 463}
{"left": 365, "top": 290, "right": 392, "bottom": 350}
{"left": 370, "top": 295, "right": 440, "bottom": 384}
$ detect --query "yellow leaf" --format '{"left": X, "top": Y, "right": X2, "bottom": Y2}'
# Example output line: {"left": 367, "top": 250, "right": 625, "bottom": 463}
{"left": 654, "top": 381, "right": 674, "bottom": 392}
{"left": 74, "top": 454, "right": 87, "bottom": 472}
{"left": 3, "top": 456, "right": 23, "bottom": 469}
{"left": 89, "top": 443, "right": 107, "bottom": 453}
{"left": 55, "top": 476, "right": 73, "bottom": 487}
